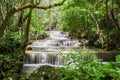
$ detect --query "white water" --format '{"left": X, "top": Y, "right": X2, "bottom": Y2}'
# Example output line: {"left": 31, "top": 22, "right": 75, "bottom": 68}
{"left": 24, "top": 31, "right": 81, "bottom": 65}
{"left": 23, "top": 31, "right": 82, "bottom": 75}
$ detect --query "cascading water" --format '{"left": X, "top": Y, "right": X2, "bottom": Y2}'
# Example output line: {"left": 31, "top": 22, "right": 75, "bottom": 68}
{"left": 23, "top": 31, "right": 81, "bottom": 75}
{"left": 24, "top": 53, "right": 65, "bottom": 65}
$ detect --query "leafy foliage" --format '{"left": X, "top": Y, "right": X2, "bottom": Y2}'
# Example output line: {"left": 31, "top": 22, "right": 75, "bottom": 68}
{"left": 0, "top": 32, "right": 24, "bottom": 54}
{"left": 60, "top": 0, "right": 120, "bottom": 49}
{"left": 0, "top": 32, "right": 24, "bottom": 80}
{"left": 0, "top": 0, "right": 120, "bottom": 79}
{"left": 60, "top": 50, "right": 120, "bottom": 80}
{"left": 115, "top": 55, "right": 120, "bottom": 62}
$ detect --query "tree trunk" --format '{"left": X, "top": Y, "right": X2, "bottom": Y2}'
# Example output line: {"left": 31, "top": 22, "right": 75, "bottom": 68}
{"left": 0, "top": 0, "right": 67, "bottom": 62}
{"left": 0, "top": 7, "right": 17, "bottom": 37}
{"left": 0, "top": 2, "right": 3, "bottom": 25}
{"left": 106, "top": 0, "right": 110, "bottom": 49}
{"left": 0, "top": 0, "right": 66, "bottom": 38}
{"left": 111, "top": 9, "right": 120, "bottom": 33}
{"left": 23, "top": 8, "right": 33, "bottom": 51}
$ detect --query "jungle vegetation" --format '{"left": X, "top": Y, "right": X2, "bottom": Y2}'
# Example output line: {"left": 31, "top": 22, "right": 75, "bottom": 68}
{"left": 0, "top": 0, "right": 120, "bottom": 80}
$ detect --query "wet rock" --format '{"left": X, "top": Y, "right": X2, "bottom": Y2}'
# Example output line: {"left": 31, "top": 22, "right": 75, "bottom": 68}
{"left": 79, "top": 39, "right": 89, "bottom": 46}
{"left": 29, "top": 65, "right": 64, "bottom": 80}
{"left": 37, "top": 32, "right": 49, "bottom": 39}
{"left": 26, "top": 47, "right": 32, "bottom": 50}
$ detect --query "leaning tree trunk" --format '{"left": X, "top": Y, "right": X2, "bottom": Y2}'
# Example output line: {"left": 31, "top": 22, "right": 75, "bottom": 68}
{"left": 0, "top": 0, "right": 66, "bottom": 38}
{"left": 84, "top": 0, "right": 105, "bottom": 48}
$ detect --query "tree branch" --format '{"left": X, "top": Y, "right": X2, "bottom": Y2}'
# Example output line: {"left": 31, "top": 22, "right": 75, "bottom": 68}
{"left": 16, "top": 0, "right": 66, "bottom": 11}
{"left": 0, "top": 0, "right": 66, "bottom": 37}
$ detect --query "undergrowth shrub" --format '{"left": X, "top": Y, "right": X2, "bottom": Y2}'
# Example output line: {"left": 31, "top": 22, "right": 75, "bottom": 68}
{"left": 0, "top": 32, "right": 24, "bottom": 80}
{"left": 60, "top": 50, "right": 120, "bottom": 80}
{"left": 0, "top": 32, "right": 24, "bottom": 54}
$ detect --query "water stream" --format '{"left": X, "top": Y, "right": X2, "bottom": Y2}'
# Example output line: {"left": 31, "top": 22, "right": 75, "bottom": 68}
{"left": 23, "top": 31, "right": 82, "bottom": 75}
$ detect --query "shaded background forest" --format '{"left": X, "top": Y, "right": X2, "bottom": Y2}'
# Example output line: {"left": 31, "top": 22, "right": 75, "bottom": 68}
{"left": 0, "top": 0, "right": 120, "bottom": 50}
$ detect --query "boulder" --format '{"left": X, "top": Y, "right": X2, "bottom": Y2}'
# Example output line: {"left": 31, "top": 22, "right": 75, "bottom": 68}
{"left": 29, "top": 65, "right": 64, "bottom": 80}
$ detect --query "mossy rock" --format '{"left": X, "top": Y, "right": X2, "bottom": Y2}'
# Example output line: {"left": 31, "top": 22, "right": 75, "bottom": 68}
{"left": 29, "top": 65, "right": 83, "bottom": 80}
{"left": 29, "top": 65, "right": 64, "bottom": 80}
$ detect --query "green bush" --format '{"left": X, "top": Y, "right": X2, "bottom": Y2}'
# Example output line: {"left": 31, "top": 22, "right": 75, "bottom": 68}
{"left": 0, "top": 32, "right": 24, "bottom": 54}
{"left": 115, "top": 55, "right": 120, "bottom": 62}
{"left": 60, "top": 50, "right": 120, "bottom": 80}
{"left": 0, "top": 32, "right": 24, "bottom": 80}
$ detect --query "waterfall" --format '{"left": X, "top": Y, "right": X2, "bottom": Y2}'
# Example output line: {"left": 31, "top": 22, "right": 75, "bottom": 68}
{"left": 24, "top": 31, "right": 81, "bottom": 68}
{"left": 24, "top": 53, "right": 65, "bottom": 65}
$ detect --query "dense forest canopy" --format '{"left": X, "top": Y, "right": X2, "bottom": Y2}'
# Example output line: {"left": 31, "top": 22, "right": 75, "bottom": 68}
{"left": 60, "top": 0, "right": 120, "bottom": 49}
{"left": 0, "top": 0, "right": 120, "bottom": 49}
